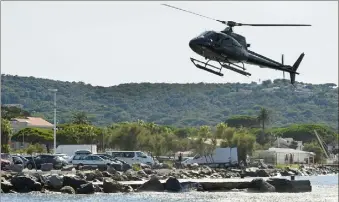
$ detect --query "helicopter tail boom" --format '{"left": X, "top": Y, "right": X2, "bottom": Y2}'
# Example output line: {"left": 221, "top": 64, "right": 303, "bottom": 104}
{"left": 289, "top": 53, "right": 305, "bottom": 85}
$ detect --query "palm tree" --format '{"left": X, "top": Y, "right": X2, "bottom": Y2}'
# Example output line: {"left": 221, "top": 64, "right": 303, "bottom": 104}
{"left": 257, "top": 107, "right": 270, "bottom": 132}
{"left": 257, "top": 107, "right": 270, "bottom": 145}
{"left": 71, "top": 111, "right": 90, "bottom": 125}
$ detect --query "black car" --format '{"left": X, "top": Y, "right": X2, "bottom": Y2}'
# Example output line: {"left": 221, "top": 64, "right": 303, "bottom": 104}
{"left": 26, "top": 154, "right": 67, "bottom": 170}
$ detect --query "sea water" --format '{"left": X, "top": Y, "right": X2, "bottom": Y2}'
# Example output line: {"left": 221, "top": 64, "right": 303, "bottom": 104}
{"left": 1, "top": 175, "right": 338, "bottom": 202}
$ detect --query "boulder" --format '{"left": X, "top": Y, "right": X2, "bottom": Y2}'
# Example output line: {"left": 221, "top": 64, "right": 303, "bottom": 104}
{"left": 101, "top": 171, "right": 112, "bottom": 177}
{"left": 143, "top": 168, "right": 153, "bottom": 175}
{"left": 1, "top": 178, "right": 13, "bottom": 193}
{"left": 266, "top": 178, "right": 312, "bottom": 193}
{"left": 62, "top": 175, "right": 88, "bottom": 190}
{"left": 41, "top": 163, "right": 53, "bottom": 171}
{"left": 84, "top": 170, "right": 103, "bottom": 181}
{"left": 248, "top": 178, "right": 275, "bottom": 193}
{"left": 137, "top": 175, "right": 164, "bottom": 192}
{"left": 102, "top": 178, "right": 124, "bottom": 193}
{"left": 76, "top": 183, "right": 95, "bottom": 194}
{"left": 60, "top": 186, "right": 75, "bottom": 194}
{"left": 10, "top": 174, "right": 42, "bottom": 192}
{"left": 164, "top": 177, "right": 182, "bottom": 192}
{"left": 61, "top": 165, "right": 74, "bottom": 171}
{"left": 256, "top": 169, "right": 270, "bottom": 177}
{"left": 47, "top": 174, "right": 64, "bottom": 190}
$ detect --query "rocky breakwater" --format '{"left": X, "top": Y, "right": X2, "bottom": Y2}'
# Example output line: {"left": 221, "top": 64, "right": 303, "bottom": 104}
{"left": 0, "top": 164, "right": 319, "bottom": 194}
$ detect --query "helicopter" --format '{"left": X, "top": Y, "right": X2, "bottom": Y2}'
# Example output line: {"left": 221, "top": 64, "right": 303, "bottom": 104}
{"left": 162, "top": 4, "right": 311, "bottom": 85}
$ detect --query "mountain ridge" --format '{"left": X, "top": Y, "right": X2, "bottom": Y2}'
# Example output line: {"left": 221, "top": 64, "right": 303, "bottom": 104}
{"left": 1, "top": 74, "right": 338, "bottom": 129}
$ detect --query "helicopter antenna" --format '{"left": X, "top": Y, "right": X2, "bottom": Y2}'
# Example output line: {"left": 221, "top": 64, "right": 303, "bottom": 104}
{"left": 161, "top": 4, "right": 311, "bottom": 29}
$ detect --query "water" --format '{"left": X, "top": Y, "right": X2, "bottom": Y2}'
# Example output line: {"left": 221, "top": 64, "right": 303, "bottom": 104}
{"left": 1, "top": 175, "right": 338, "bottom": 202}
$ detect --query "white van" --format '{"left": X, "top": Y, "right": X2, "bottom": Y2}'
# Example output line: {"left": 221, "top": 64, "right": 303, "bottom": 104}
{"left": 106, "top": 151, "right": 155, "bottom": 166}
{"left": 184, "top": 147, "right": 239, "bottom": 167}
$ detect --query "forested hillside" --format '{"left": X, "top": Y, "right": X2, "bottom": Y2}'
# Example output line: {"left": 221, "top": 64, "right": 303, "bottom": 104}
{"left": 1, "top": 74, "right": 338, "bottom": 129}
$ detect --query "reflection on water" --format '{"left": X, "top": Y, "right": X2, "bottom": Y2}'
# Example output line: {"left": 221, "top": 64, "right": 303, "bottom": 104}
{"left": 1, "top": 175, "right": 338, "bottom": 202}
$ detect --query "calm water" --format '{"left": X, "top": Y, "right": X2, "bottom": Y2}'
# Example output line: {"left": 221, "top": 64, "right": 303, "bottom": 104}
{"left": 1, "top": 175, "right": 338, "bottom": 202}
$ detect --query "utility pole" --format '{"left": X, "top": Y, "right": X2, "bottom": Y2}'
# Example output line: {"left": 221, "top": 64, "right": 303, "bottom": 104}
{"left": 48, "top": 89, "right": 58, "bottom": 154}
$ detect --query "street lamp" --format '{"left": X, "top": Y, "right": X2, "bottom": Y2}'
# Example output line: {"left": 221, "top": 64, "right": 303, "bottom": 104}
{"left": 48, "top": 88, "right": 58, "bottom": 154}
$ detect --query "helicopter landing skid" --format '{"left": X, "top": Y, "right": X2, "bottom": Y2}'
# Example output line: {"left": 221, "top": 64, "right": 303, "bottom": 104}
{"left": 190, "top": 58, "right": 224, "bottom": 76}
{"left": 190, "top": 58, "right": 251, "bottom": 77}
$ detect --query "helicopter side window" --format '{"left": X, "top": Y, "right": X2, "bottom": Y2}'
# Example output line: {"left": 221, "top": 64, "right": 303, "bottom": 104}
{"left": 221, "top": 38, "right": 233, "bottom": 47}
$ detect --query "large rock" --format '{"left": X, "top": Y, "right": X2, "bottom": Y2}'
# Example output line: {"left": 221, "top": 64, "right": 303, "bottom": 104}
{"left": 47, "top": 174, "right": 64, "bottom": 190}
{"left": 10, "top": 174, "right": 42, "bottom": 192}
{"left": 266, "top": 178, "right": 312, "bottom": 193}
{"left": 102, "top": 178, "right": 124, "bottom": 193}
{"left": 1, "top": 178, "right": 13, "bottom": 193}
{"left": 62, "top": 175, "right": 88, "bottom": 190}
{"left": 84, "top": 170, "right": 103, "bottom": 181}
{"left": 248, "top": 178, "right": 275, "bottom": 193}
{"left": 60, "top": 186, "right": 75, "bottom": 194}
{"left": 256, "top": 169, "right": 270, "bottom": 177}
{"left": 41, "top": 163, "right": 53, "bottom": 171}
{"left": 61, "top": 165, "right": 74, "bottom": 171}
{"left": 137, "top": 176, "right": 164, "bottom": 192}
{"left": 164, "top": 177, "right": 182, "bottom": 192}
{"left": 76, "top": 183, "right": 95, "bottom": 194}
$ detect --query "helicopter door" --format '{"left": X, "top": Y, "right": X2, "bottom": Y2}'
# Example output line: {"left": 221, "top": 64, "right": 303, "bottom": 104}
{"left": 221, "top": 38, "right": 233, "bottom": 47}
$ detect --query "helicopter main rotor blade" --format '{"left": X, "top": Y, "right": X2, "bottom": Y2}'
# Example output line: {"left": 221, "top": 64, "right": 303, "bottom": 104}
{"left": 238, "top": 23, "right": 311, "bottom": 26}
{"left": 161, "top": 4, "right": 227, "bottom": 24}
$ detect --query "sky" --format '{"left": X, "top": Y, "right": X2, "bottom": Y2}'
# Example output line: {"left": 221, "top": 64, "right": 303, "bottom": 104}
{"left": 1, "top": 1, "right": 338, "bottom": 86}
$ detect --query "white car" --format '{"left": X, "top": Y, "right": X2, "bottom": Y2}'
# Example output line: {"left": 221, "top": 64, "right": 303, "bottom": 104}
{"left": 70, "top": 154, "right": 112, "bottom": 169}
{"left": 106, "top": 151, "right": 155, "bottom": 165}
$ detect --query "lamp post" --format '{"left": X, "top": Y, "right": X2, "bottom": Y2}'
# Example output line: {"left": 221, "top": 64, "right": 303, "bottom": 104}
{"left": 48, "top": 89, "right": 57, "bottom": 154}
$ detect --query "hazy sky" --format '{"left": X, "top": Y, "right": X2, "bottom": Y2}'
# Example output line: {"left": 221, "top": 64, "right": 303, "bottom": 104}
{"left": 1, "top": 1, "right": 338, "bottom": 86}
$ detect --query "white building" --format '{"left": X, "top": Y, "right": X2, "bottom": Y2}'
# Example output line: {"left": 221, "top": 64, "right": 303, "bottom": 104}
{"left": 253, "top": 147, "right": 315, "bottom": 165}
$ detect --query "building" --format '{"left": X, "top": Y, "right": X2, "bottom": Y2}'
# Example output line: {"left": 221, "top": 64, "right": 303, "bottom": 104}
{"left": 253, "top": 147, "right": 315, "bottom": 165}
{"left": 273, "top": 137, "right": 304, "bottom": 150}
{"left": 10, "top": 117, "right": 54, "bottom": 150}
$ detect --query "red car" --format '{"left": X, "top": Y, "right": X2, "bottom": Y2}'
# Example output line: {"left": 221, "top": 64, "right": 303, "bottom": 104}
{"left": 1, "top": 158, "right": 11, "bottom": 170}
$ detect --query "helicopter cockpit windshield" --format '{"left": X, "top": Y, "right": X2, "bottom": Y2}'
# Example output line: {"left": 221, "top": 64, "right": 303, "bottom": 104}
{"left": 197, "top": 31, "right": 214, "bottom": 38}
{"left": 197, "top": 31, "right": 222, "bottom": 43}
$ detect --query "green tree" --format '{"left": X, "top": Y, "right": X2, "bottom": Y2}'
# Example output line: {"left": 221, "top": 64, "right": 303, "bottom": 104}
{"left": 1, "top": 118, "right": 12, "bottom": 153}
{"left": 71, "top": 111, "right": 91, "bottom": 125}
{"left": 303, "top": 141, "right": 324, "bottom": 163}
{"left": 12, "top": 128, "right": 53, "bottom": 153}
{"left": 1, "top": 106, "right": 31, "bottom": 120}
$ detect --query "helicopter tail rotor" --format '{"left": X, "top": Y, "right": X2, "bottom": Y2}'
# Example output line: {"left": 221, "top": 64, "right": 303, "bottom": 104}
{"left": 289, "top": 53, "right": 305, "bottom": 85}
{"left": 282, "top": 54, "right": 285, "bottom": 80}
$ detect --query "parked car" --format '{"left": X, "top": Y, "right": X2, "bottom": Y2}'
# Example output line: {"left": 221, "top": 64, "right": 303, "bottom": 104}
{"left": 11, "top": 155, "right": 26, "bottom": 166}
{"left": 96, "top": 153, "right": 131, "bottom": 171}
{"left": 55, "top": 153, "right": 71, "bottom": 162}
{"left": 93, "top": 154, "right": 124, "bottom": 171}
{"left": 1, "top": 153, "right": 12, "bottom": 170}
{"left": 74, "top": 150, "right": 92, "bottom": 155}
{"left": 106, "top": 151, "right": 155, "bottom": 165}
{"left": 70, "top": 154, "right": 114, "bottom": 170}
{"left": 26, "top": 154, "right": 68, "bottom": 170}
